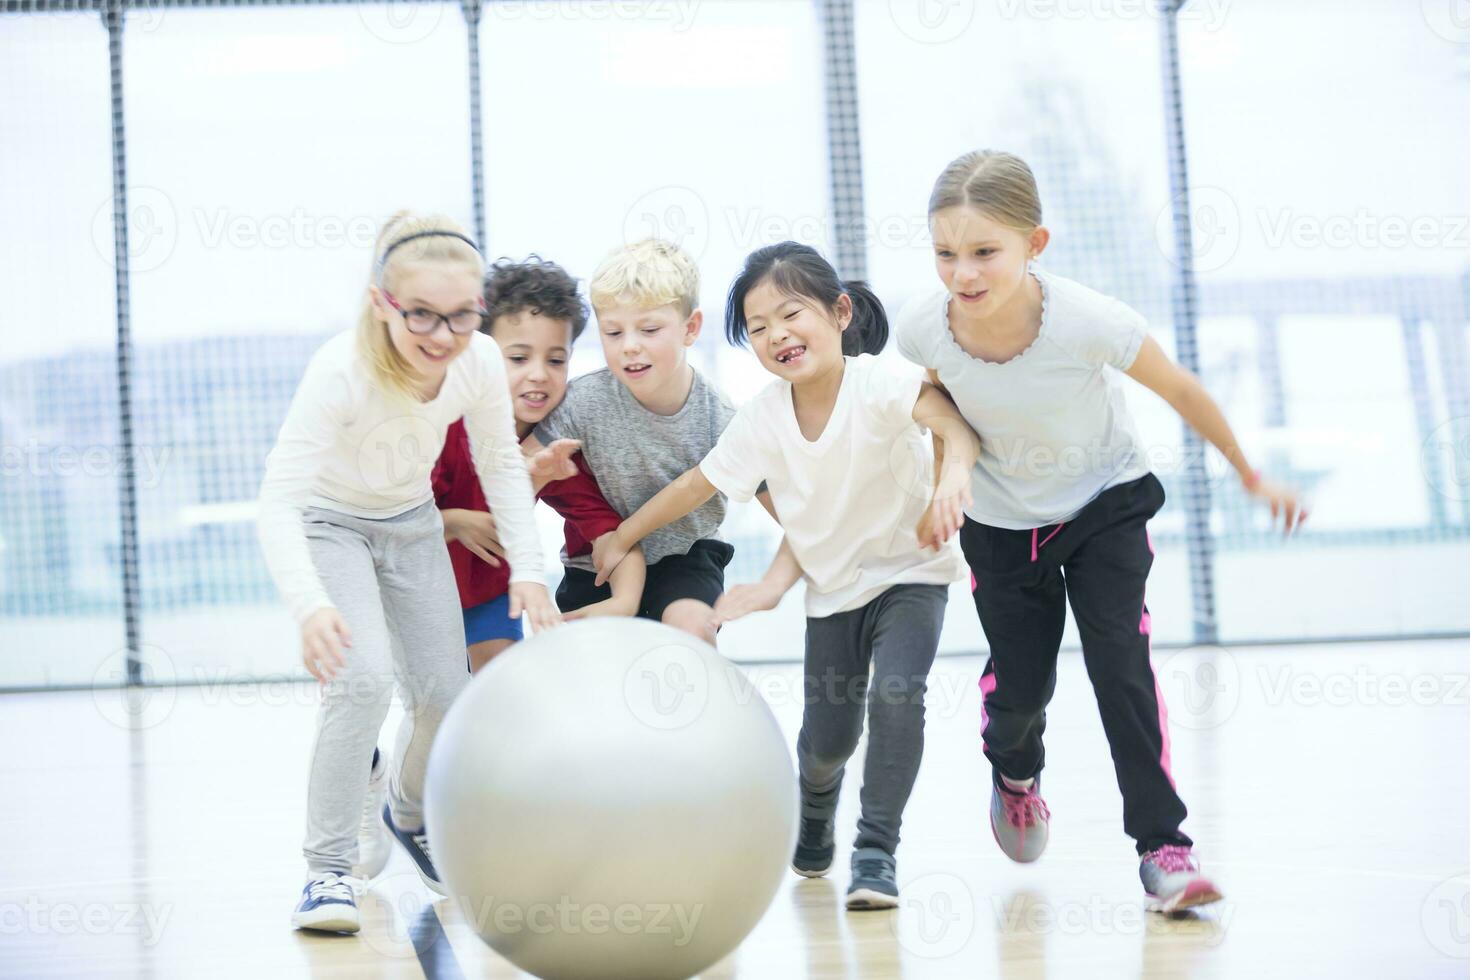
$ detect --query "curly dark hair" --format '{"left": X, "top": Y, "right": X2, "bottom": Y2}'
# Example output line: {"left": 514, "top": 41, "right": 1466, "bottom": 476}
{"left": 481, "top": 255, "right": 589, "bottom": 341}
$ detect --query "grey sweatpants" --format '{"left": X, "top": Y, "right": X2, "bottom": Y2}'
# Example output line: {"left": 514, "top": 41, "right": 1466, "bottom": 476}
{"left": 796, "top": 583, "right": 948, "bottom": 858}
{"left": 301, "top": 501, "right": 470, "bottom": 875}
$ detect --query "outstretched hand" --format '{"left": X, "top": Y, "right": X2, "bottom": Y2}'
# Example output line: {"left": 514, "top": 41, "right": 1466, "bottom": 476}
{"left": 528, "top": 439, "right": 581, "bottom": 483}
{"left": 1245, "top": 472, "right": 1307, "bottom": 536}
{"left": 708, "top": 580, "right": 785, "bottom": 630}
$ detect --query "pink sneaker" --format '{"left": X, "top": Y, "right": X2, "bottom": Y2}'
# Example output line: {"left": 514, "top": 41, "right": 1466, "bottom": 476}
{"left": 990, "top": 777, "right": 1050, "bottom": 863}
{"left": 1139, "top": 845, "right": 1223, "bottom": 913}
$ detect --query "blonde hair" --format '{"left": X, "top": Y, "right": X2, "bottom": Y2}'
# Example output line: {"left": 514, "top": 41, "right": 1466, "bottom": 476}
{"left": 356, "top": 211, "right": 483, "bottom": 403}
{"left": 927, "top": 150, "right": 1043, "bottom": 232}
{"left": 588, "top": 238, "right": 700, "bottom": 318}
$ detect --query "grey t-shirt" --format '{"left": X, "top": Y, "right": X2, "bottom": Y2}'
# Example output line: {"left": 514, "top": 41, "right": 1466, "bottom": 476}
{"left": 894, "top": 268, "right": 1151, "bottom": 530}
{"left": 534, "top": 367, "right": 735, "bottom": 569}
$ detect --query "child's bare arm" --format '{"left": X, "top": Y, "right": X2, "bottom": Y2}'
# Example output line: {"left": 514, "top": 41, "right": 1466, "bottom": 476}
{"left": 1126, "top": 336, "right": 1305, "bottom": 533}
{"left": 566, "top": 544, "right": 647, "bottom": 620}
{"left": 912, "top": 382, "right": 980, "bottom": 549}
{"left": 606, "top": 544, "right": 647, "bottom": 613}
{"left": 710, "top": 535, "right": 803, "bottom": 628}
{"left": 592, "top": 466, "right": 718, "bottom": 586}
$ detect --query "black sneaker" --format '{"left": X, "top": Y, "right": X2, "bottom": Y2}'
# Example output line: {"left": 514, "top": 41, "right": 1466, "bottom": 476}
{"left": 845, "top": 847, "right": 898, "bottom": 910}
{"left": 792, "top": 814, "right": 835, "bottom": 877}
{"left": 291, "top": 872, "right": 362, "bottom": 933}
{"left": 382, "top": 802, "right": 446, "bottom": 896}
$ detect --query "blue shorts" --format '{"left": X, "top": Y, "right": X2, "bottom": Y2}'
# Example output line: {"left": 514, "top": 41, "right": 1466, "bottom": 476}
{"left": 462, "top": 593, "right": 524, "bottom": 646}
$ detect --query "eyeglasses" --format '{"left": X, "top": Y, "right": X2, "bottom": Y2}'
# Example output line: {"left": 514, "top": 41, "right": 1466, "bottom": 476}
{"left": 383, "top": 291, "right": 488, "bottom": 336}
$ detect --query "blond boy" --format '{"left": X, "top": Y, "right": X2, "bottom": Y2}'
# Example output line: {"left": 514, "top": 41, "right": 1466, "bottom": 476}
{"left": 526, "top": 239, "right": 742, "bottom": 644}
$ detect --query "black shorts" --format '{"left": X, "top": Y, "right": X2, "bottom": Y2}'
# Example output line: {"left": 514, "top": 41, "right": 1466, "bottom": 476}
{"left": 555, "top": 540, "right": 735, "bottom": 622}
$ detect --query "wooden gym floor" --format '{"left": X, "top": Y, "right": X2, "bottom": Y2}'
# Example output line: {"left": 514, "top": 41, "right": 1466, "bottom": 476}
{"left": 5, "top": 639, "right": 1468, "bottom": 978}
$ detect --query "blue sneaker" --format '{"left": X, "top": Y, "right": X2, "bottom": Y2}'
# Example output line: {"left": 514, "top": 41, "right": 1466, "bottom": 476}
{"left": 845, "top": 847, "right": 898, "bottom": 910}
{"left": 292, "top": 872, "right": 362, "bottom": 933}
{"left": 792, "top": 815, "right": 835, "bottom": 878}
{"left": 382, "top": 802, "right": 446, "bottom": 895}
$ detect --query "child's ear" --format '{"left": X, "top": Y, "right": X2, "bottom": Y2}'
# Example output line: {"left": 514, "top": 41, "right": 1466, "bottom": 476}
{"left": 367, "top": 285, "right": 391, "bottom": 324}
{"left": 683, "top": 309, "right": 704, "bottom": 346}
{"left": 835, "top": 293, "right": 854, "bottom": 332}
{"left": 1028, "top": 225, "right": 1051, "bottom": 260}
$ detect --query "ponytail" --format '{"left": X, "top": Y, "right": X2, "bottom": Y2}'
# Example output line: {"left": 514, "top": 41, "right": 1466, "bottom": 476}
{"left": 838, "top": 280, "right": 888, "bottom": 356}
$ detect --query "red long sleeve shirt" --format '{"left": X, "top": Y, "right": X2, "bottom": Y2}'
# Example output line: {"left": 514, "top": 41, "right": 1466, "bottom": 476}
{"left": 431, "top": 419, "right": 623, "bottom": 609}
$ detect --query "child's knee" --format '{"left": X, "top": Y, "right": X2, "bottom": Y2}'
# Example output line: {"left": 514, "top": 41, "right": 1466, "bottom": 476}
{"left": 320, "top": 670, "right": 395, "bottom": 729}
{"left": 400, "top": 663, "right": 469, "bottom": 716}
{"left": 867, "top": 675, "right": 928, "bottom": 732}
{"left": 318, "top": 642, "right": 393, "bottom": 703}
{"left": 468, "top": 638, "right": 514, "bottom": 674}
{"left": 987, "top": 676, "right": 1053, "bottom": 718}
{"left": 660, "top": 600, "right": 716, "bottom": 645}
{"left": 797, "top": 722, "right": 862, "bottom": 771}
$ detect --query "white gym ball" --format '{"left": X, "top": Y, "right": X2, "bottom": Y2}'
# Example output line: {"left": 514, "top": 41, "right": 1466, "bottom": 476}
{"left": 425, "top": 617, "right": 798, "bottom": 980}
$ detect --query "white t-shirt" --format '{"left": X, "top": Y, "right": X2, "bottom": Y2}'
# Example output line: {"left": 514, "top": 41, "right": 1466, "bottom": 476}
{"left": 257, "top": 330, "right": 542, "bottom": 624}
{"left": 699, "top": 354, "right": 965, "bottom": 618}
{"left": 894, "top": 268, "right": 1151, "bottom": 530}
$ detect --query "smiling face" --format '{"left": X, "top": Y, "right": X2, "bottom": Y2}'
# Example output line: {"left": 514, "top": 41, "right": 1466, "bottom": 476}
{"left": 488, "top": 309, "right": 573, "bottom": 434}
{"left": 595, "top": 298, "right": 700, "bottom": 399}
{"left": 742, "top": 279, "right": 851, "bottom": 384}
{"left": 929, "top": 204, "right": 1048, "bottom": 320}
{"left": 370, "top": 262, "right": 483, "bottom": 391}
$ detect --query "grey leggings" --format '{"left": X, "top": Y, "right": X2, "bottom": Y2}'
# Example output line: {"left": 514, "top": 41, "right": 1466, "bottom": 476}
{"left": 301, "top": 501, "right": 470, "bottom": 875}
{"left": 796, "top": 583, "right": 948, "bottom": 857}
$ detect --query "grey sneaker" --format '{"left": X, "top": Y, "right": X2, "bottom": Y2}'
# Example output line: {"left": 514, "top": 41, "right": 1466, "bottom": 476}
{"left": 990, "top": 776, "right": 1050, "bottom": 863}
{"left": 292, "top": 872, "right": 362, "bottom": 933}
{"left": 382, "top": 802, "right": 446, "bottom": 896}
{"left": 792, "top": 815, "right": 835, "bottom": 877}
{"left": 1140, "top": 845, "right": 1222, "bottom": 913}
{"left": 845, "top": 847, "right": 898, "bottom": 910}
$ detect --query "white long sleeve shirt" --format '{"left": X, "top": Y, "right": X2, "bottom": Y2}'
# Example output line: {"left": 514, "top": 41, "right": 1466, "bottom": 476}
{"left": 257, "top": 330, "right": 543, "bottom": 624}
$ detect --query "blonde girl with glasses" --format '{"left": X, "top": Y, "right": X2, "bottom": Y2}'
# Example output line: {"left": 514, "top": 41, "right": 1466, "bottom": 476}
{"left": 257, "top": 211, "right": 560, "bottom": 933}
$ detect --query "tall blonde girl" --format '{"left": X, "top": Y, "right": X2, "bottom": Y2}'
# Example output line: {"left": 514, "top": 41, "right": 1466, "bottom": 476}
{"left": 897, "top": 151, "right": 1303, "bottom": 913}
